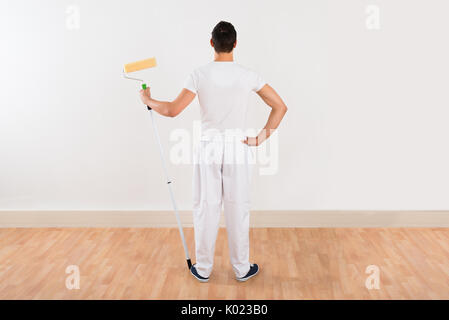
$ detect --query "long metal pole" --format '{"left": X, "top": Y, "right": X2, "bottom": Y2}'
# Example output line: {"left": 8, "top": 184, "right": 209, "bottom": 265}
{"left": 148, "top": 108, "right": 192, "bottom": 270}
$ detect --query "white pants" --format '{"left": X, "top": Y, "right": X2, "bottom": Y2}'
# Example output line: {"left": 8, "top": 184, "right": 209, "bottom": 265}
{"left": 193, "top": 138, "right": 253, "bottom": 278}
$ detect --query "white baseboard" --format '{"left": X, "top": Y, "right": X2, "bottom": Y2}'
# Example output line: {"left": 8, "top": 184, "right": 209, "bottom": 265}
{"left": 1, "top": 210, "right": 449, "bottom": 228}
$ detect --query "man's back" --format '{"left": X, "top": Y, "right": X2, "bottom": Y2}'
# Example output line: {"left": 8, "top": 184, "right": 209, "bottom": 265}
{"left": 184, "top": 61, "right": 266, "bottom": 135}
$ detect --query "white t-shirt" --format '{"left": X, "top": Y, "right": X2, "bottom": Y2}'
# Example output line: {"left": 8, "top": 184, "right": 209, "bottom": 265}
{"left": 183, "top": 61, "right": 266, "bottom": 139}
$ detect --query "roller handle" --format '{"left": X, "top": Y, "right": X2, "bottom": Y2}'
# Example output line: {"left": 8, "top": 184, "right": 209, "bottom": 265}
{"left": 142, "top": 83, "right": 152, "bottom": 110}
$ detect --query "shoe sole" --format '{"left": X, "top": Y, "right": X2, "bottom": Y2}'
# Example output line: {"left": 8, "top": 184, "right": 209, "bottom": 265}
{"left": 190, "top": 269, "right": 209, "bottom": 283}
{"left": 236, "top": 268, "right": 259, "bottom": 282}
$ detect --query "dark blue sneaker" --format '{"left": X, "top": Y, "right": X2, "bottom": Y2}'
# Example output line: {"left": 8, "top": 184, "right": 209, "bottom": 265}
{"left": 190, "top": 264, "right": 209, "bottom": 283}
{"left": 236, "top": 263, "right": 259, "bottom": 282}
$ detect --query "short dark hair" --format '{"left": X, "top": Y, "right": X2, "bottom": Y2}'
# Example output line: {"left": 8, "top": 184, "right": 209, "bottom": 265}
{"left": 211, "top": 21, "right": 237, "bottom": 53}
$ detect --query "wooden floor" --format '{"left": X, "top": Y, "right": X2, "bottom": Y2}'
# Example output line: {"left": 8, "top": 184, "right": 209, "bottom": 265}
{"left": 0, "top": 228, "right": 448, "bottom": 299}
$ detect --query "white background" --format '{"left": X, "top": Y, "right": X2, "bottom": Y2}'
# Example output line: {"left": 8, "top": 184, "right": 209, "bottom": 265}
{"left": 1, "top": 0, "right": 448, "bottom": 211}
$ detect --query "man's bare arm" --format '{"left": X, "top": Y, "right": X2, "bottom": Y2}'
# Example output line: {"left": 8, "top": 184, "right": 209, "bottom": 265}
{"left": 140, "top": 87, "right": 196, "bottom": 117}
{"left": 244, "top": 84, "right": 288, "bottom": 146}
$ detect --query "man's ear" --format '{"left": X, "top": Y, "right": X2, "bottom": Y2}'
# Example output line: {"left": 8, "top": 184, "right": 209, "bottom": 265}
{"left": 233, "top": 40, "right": 237, "bottom": 48}
{"left": 210, "top": 39, "right": 214, "bottom": 47}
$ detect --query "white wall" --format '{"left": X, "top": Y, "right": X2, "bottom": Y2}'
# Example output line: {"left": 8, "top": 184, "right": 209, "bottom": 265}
{"left": 1, "top": 0, "right": 448, "bottom": 211}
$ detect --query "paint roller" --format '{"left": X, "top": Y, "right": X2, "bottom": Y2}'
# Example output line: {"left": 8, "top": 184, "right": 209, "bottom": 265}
{"left": 123, "top": 57, "right": 157, "bottom": 110}
{"left": 123, "top": 57, "right": 193, "bottom": 270}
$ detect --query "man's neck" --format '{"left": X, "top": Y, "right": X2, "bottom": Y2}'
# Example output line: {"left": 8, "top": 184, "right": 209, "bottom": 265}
{"left": 214, "top": 52, "right": 234, "bottom": 62}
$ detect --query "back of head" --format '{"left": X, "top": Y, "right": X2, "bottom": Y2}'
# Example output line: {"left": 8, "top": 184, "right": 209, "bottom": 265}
{"left": 211, "top": 21, "right": 237, "bottom": 53}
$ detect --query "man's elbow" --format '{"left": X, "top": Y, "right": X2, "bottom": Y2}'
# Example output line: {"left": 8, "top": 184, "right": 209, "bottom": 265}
{"left": 166, "top": 109, "right": 179, "bottom": 118}
{"left": 163, "top": 102, "right": 179, "bottom": 118}
{"left": 280, "top": 104, "right": 288, "bottom": 114}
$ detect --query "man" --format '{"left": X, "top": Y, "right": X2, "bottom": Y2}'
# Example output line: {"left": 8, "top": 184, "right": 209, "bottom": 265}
{"left": 140, "top": 21, "right": 287, "bottom": 282}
